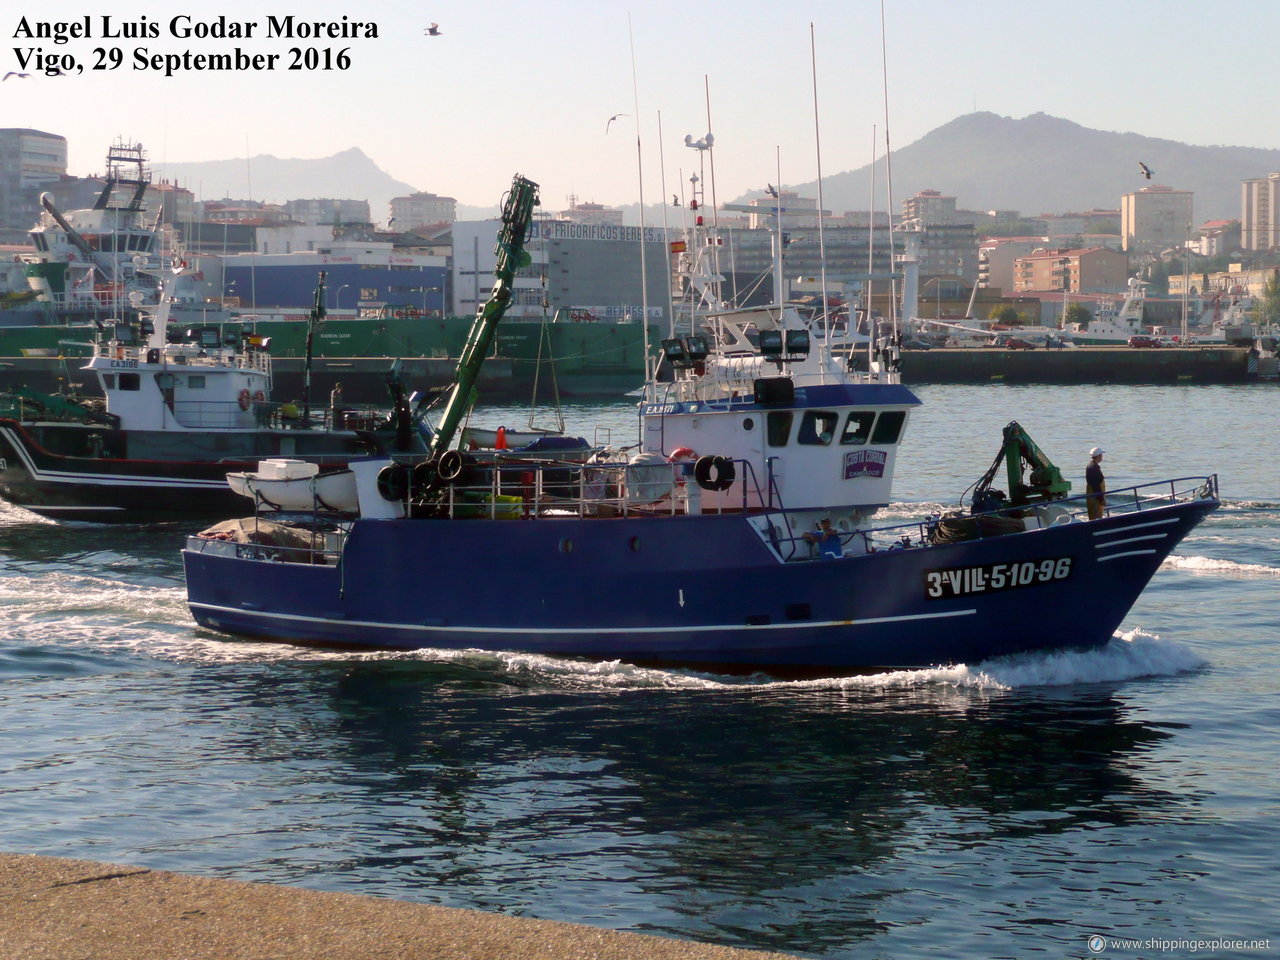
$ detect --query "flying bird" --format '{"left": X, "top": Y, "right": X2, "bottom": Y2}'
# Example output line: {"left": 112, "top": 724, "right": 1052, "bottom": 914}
{"left": 3, "top": 72, "right": 32, "bottom": 81}
{"left": 1138, "top": 161, "right": 1153, "bottom": 179}
{"left": 765, "top": 183, "right": 779, "bottom": 198}
{"left": 424, "top": 23, "right": 442, "bottom": 36}
{"left": 605, "top": 113, "right": 628, "bottom": 133}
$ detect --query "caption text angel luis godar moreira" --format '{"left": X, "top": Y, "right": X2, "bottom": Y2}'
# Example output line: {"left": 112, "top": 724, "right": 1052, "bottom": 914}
{"left": 12, "top": 14, "right": 378, "bottom": 77}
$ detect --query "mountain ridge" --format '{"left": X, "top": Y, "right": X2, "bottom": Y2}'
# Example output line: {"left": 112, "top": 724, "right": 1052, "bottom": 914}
{"left": 150, "top": 113, "right": 1280, "bottom": 226}
{"left": 153, "top": 147, "right": 419, "bottom": 220}
{"left": 767, "top": 111, "right": 1276, "bottom": 221}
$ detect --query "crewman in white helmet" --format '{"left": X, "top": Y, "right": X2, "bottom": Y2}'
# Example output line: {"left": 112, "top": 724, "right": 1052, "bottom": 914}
{"left": 1086, "top": 446, "right": 1106, "bottom": 520}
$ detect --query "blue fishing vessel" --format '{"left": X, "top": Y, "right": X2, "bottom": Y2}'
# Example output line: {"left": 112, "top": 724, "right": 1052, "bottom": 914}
{"left": 183, "top": 173, "right": 1220, "bottom": 670}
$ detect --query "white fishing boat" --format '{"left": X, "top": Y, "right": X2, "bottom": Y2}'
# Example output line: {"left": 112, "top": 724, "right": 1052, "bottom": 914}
{"left": 8, "top": 139, "right": 229, "bottom": 331}
{"left": 1064, "top": 278, "right": 1149, "bottom": 345}
{"left": 0, "top": 273, "right": 428, "bottom": 522}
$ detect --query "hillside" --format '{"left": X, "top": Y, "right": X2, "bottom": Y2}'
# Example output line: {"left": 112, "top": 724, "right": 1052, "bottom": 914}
{"left": 150, "top": 113, "right": 1280, "bottom": 226}
{"left": 154, "top": 147, "right": 418, "bottom": 221}
{"left": 771, "top": 112, "right": 1280, "bottom": 221}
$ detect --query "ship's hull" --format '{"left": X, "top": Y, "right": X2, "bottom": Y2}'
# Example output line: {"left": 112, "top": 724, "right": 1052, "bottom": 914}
{"left": 183, "top": 497, "right": 1216, "bottom": 669}
{"left": 0, "top": 419, "right": 378, "bottom": 522}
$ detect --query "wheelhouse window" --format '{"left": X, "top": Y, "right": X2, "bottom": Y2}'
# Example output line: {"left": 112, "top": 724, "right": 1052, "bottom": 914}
{"left": 871, "top": 410, "right": 906, "bottom": 445}
{"left": 841, "top": 412, "right": 876, "bottom": 445}
{"left": 118, "top": 373, "right": 141, "bottom": 391}
{"left": 187, "top": 375, "right": 206, "bottom": 389}
{"left": 766, "top": 411, "right": 794, "bottom": 447}
{"left": 797, "top": 411, "right": 838, "bottom": 445}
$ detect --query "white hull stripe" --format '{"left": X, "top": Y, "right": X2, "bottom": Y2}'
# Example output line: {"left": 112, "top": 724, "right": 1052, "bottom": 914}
{"left": 1092, "top": 517, "right": 1180, "bottom": 538}
{"left": 1093, "top": 532, "right": 1170, "bottom": 549}
{"left": 1096, "top": 549, "right": 1159, "bottom": 562}
{"left": 12, "top": 503, "right": 126, "bottom": 512}
{"left": 0, "top": 426, "right": 231, "bottom": 491}
{"left": 189, "top": 602, "right": 978, "bottom": 636}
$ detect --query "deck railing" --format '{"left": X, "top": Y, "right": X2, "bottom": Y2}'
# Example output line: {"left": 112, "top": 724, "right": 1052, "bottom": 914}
{"left": 188, "top": 462, "right": 1218, "bottom": 568}
{"left": 404, "top": 455, "right": 768, "bottom": 520}
{"left": 162, "top": 400, "right": 389, "bottom": 431}
{"left": 772, "top": 474, "right": 1220, "bottom": 562}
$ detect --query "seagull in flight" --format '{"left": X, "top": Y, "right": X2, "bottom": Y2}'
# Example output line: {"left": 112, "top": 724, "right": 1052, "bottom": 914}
{"left": 766, "top": 183, "right": 779, "bottom": 198}
{"left": 1138, "top": 161, "right": 1153, "bottom": 179}
{"left": 424, "top": 23, "right": 442, "bottom": 36}
{"left": 3, "top": 72, "right": 32, "bottom": 81}
{"left": 606, "top": 113, "right": 628, "bottom": 133}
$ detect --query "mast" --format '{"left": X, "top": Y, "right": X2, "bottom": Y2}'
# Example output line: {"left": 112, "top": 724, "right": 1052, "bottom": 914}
{"left": 302, "top": 271, "right": 326, "bottom": 425}
{"left": 429, "top": 174, "right": 541, "bottom": 457}
{"left": 809, "top": 24, "right": 830, "bottom": 330}
{"left": 627, "top": 16, "right": 653, "bottom": 382}
{"left": 773, "top": 146, "right": 785, "bottom": 307}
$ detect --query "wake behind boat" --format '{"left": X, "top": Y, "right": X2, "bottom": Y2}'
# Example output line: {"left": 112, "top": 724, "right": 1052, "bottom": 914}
{"left": 182, "top": 169, "right": 1221, "bottom": 671}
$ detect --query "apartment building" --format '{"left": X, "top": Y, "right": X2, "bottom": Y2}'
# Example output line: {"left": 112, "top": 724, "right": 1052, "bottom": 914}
{"left": 1121, "top": 185, "right": 1193, "bottom": 253}
{"left": 389, "top": 191, "right": 457, "bottom": 231}
{"left": 1012, "top": 247, "right": 1129, "bottom": 294}
{"left": 1241, "top": 173, "right": 1280, "bottom": 251}
{"left": 0, "top": 128, "right": 67, "bottom": 242}
{"left": 978, "top": 238, "right": 1049, "bottom": 292}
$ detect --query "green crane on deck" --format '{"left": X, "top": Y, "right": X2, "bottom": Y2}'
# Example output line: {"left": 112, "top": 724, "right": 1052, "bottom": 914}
{"left": 970, "top": 420, "right": 1072, "bottom": 513}
{"left": 428, "top": 174, "right": 541, "bottom": 458}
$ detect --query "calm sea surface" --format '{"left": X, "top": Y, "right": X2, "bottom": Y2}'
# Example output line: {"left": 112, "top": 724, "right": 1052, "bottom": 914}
{"left": 1, "top": 384, "right": 1276, "bottom": 959}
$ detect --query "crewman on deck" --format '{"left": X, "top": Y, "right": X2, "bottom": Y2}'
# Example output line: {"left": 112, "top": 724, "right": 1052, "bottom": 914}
{"left": 804, "top": 518, "right": 844, "bottom": 558}
{"left": 1086, "top": 447, "right": 1107, "bottom": 520}
{"left": 329, "top": 382, "right": 344, "bottom": 427}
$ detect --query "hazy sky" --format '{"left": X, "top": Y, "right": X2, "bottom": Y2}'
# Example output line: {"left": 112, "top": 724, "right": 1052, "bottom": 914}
{"left": 6, "top": 0, "right": 1277, "bottom": 215}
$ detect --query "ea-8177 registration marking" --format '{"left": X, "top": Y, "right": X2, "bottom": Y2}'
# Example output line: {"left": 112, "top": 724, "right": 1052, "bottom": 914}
{"left": 925, "top": 557, "right": 1072, "bottom": 599}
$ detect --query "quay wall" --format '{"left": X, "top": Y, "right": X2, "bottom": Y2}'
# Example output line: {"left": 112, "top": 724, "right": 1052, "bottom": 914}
{"left": 899, "top": 346, "right": 1255, "bottom": 385}
{"left": 0, "top": 347, "right": 1268, "bottom": 402}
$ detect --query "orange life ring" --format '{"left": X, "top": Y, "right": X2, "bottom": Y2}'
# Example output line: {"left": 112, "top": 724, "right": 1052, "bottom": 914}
{"left": 253, "top": 390, "right": 266, "bottom": 403}
{"left": 669, "top": 447, "right": 696, "bottom": 485}
{"left": 238, "top": 388, "right": 251, "bottom": 411}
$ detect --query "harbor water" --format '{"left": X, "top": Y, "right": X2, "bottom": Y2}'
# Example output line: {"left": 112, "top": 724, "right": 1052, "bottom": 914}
{"left": 1, "top": 383, "right": 1276, "bottom": 959}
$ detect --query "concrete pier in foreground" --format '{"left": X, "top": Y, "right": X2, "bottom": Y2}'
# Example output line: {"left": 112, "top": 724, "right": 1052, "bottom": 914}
{"left": 0, "top": 854, "right": 798, "bottom": 960}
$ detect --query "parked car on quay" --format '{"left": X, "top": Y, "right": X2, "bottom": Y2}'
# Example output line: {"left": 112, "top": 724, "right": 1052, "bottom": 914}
{"left": 1128, "top": 335, "right": 1162, "bottom": 348}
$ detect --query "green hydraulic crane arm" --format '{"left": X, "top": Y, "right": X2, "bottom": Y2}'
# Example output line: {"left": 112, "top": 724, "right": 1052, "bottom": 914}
{"left": 1000, "top": 420, "right": 1072, "bottom": 504}
{"left": 428, "top": 174, "right": 540, "bottom": 457}
{"left": 970, "top": 420, "right": 1071, "bottom": 511}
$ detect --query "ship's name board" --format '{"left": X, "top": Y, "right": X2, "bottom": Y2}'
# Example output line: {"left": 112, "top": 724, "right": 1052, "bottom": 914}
{"left": 844, "top": 450, "right": 887, "bottom": 479}
{"left": 924, "top": 557, "right": 1073, "bottom": 599}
